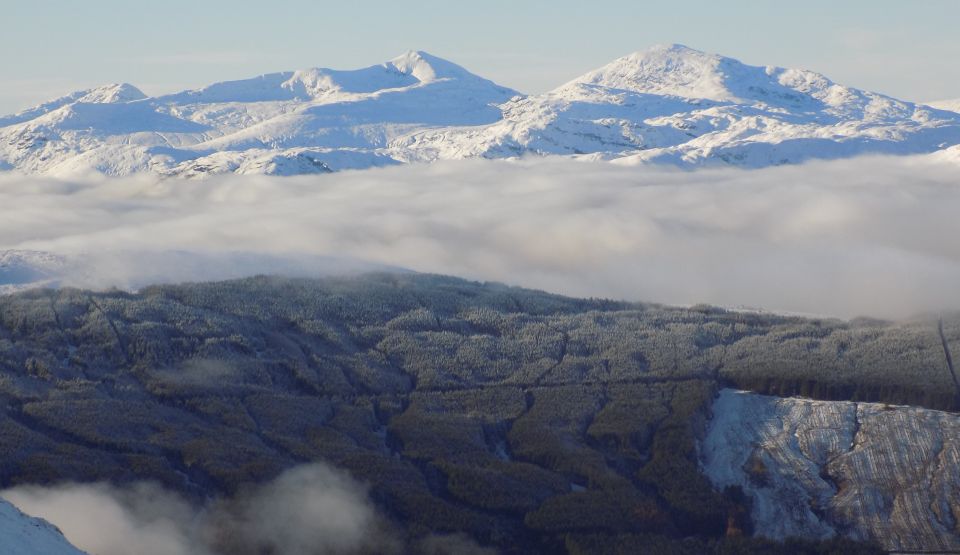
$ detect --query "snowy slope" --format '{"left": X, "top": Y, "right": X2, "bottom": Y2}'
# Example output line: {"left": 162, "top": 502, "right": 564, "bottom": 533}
{"left": 3, "top": 45, "right": 960, "bottom": 176}
{"left": 0, "top": 498, "right": 87, "bottom": 555}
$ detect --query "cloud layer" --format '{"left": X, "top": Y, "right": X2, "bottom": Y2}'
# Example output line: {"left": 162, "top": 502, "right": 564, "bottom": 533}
{"left": 2, "top": 156, "right": 960, "bottom": 318}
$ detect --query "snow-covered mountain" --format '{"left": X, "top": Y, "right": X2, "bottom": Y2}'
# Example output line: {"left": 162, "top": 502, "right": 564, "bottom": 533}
{"left": 413, "top": 44, "right": 960, "bottom": 167}
{"left": 3, "top": 45, "right": 960, "bottom": 176}
{"left": 0, "top": 51, "right": 518, "bottom": 176}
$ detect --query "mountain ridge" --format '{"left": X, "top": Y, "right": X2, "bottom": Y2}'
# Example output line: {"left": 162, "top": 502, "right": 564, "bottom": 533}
{"left": 3, "top": 45, "right": 959, "bottom": 176}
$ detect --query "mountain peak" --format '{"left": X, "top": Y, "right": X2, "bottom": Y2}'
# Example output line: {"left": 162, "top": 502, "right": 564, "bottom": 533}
{"left": 644, "top": 43, "right": 708, "bottom": 56}
{"left": 0, "top": 82, "right": 148, "bottom": 127}
{"left": 566, "top": 44, "right": 739, "bottom": 100}
{"left": 78, "top": 83, "right": 147, "bottom": 104}
{"left": 386, "top": 50, "right": 478, "bottom": 83}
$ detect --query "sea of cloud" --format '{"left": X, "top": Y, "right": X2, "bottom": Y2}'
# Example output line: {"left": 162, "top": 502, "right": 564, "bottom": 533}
{"left": 1, "top": 155, "right": 959, "bottom": 318}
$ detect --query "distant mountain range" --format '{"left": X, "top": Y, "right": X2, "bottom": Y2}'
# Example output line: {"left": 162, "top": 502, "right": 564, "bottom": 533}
{"left": 3, "top": 44, "right": 960, "bottom": 176}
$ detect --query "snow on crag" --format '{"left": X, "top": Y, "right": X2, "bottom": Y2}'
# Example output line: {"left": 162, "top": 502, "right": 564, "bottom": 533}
{"left": 0, "top": 498, "right": 86, "bottom": 555}
{"left": 3, "top": 45, "right": 960, "bottom": 176}
{"left": 701, "top": 389, "right": 960, "bottom": 552}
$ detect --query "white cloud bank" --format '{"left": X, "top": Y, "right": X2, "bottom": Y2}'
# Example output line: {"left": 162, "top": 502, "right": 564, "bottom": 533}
{"left": 2, "top": 155, "right": 960, "bottom": 318}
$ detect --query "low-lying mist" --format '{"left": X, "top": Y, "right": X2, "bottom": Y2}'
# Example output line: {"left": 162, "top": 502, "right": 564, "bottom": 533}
{"left": 2, "top": 463, "right": 495, "bottom": 554}
{"left": 1, "top": 463, "right": 402, "bottom": 555}
{"left": 2, "top": 155, "right": 959, "bottom": 319}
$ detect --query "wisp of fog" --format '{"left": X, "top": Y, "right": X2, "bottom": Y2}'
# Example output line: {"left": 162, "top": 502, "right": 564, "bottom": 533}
{"left": 1, "top": 155, "right": 959, "bottom": 318}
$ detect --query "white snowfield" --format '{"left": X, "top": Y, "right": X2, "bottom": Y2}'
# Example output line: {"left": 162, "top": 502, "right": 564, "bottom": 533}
{"left": 3, "top": 44, "right": 960, "bottom": 176}
{"left": 0, "top": 498, "right": 87, "bottom": 555}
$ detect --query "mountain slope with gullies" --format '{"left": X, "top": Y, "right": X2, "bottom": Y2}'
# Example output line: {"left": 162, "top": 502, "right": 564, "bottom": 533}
{"left": 0, "top": 273, "right": 958, "bottom": 552}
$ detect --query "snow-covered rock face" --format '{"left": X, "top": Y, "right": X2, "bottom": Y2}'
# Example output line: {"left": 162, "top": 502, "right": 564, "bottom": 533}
{"left": 0, "top": 498, "right": 87, "bottom": 555}
{"left": 3, "top": 45, "right": 960, "bottom": 176}
{"left": 701, "top": 389, "right": 960, "bottom": 552}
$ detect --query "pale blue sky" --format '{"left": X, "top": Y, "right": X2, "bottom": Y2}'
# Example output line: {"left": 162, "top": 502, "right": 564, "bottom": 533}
{"left": 3, "top": 0, "right": 959, "bottom": 114}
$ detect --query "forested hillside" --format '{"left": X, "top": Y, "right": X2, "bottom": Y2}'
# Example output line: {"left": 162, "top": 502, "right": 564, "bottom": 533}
{"left": 1, "top": 273, "right": 952, "bottom": 553}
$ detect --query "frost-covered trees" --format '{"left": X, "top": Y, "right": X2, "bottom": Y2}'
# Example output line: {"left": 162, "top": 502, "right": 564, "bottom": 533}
{"left": 0, "top": 273, "right": 920, "bottom": 552}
